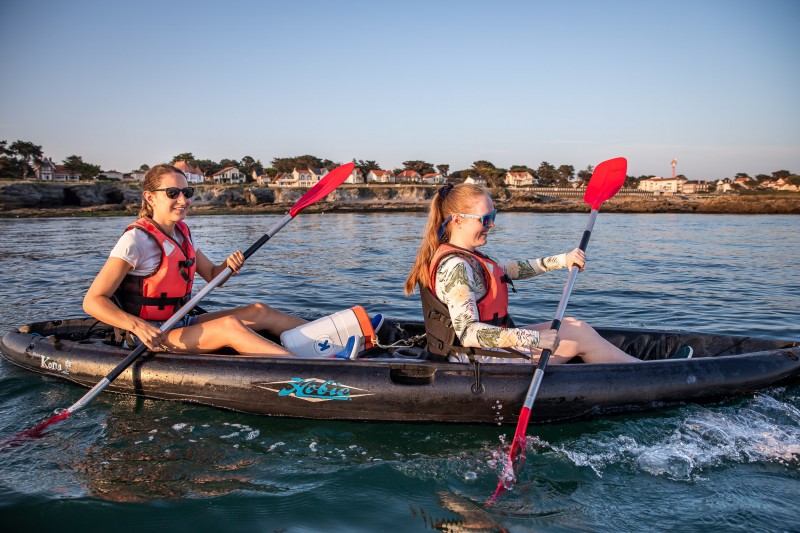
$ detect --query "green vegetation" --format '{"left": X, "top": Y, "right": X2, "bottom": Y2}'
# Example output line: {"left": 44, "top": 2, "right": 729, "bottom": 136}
{"left": 62, "top": 155, "right": 101, "bottom": 180}
{"left": 1, "top": 140, "right": 43, "bottom": 180}
{"left": 1, "top": 139, "right": 797, "bottom": 191}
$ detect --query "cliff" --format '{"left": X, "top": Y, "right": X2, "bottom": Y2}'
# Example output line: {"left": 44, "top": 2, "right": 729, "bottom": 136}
{"left": 1, "top": 181, "right": 799, "bottom": 217}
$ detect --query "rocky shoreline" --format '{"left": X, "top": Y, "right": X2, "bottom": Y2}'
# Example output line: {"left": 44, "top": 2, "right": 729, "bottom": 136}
{"left": 1, "top": 181, "right": 799, "bottom": 217}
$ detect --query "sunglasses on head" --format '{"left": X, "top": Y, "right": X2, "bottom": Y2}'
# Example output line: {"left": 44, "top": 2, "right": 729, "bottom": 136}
{"left": 152, "top": 187, "right": 195, "bottom": 199}
{"left": 456, "top": 209, "right": 497, "bottom": 227}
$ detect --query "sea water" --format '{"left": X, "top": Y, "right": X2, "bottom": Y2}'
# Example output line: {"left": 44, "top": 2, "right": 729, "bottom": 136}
{"left": 0, "top": 213, "right": 798, "bottom": 532}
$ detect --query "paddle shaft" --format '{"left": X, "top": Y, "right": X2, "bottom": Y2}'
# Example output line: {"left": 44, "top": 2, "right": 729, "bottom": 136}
{"left": 489, "top": 157, "right": 625, "bottom": 503}
{"left": 63, "top": 213, "right": 294, "bottom": 416}
{"left": 522, "top": 209, "right": 597, "bottom": 410}
{"left": 487, "top": 209, "right": 599, "bottom": 503}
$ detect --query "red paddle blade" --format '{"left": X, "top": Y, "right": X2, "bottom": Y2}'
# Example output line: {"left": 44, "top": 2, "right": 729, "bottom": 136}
{"left": 1, "top": 409, "right": 71, "bottom": 448}
{"left": 488, "top": 407, "right": 532, "bottom": 504}
{"left": 584, "top": 157, "right": 627, "bottom": 210}
{"left": 289, "top": 162, "right": 355, "bottom": 217}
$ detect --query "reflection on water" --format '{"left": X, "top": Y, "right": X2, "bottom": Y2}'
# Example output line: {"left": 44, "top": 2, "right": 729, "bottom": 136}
{"left": 0, "top": 213, "right": 798, "bottom": 532}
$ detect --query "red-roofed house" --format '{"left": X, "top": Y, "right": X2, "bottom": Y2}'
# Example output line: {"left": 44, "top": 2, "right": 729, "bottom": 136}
{"left": 396, "top": 170, "right": 421, "bottom": 183}
{"left": 504, "top": 171, "right": 535, "bottom": 187}
{"left": 54, "top": 164, "right": 81, "bottom": 181}
{"left": 35, "top": 158, "right": 81, "bottom": 181}
{"left": 366, "top": 170, "right": 395, "bottom": 183}
{"left": 173, "top": 160, "right": 205, "bottom": 184}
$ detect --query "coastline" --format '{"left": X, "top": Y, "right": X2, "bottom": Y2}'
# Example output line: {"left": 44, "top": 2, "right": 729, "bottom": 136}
{"left": 1, "top": 180, "right": 799, "bottom": 217}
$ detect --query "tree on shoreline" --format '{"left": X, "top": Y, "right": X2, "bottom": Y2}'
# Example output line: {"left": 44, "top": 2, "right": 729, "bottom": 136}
{"left": 63, "top": 155, "right": 101, "bottom": 180}
{"left": 0, "top": 140, "right": 43, "bottom": 180}
{"left": 3, "top": 139, "right": 798, "bottom": 187}
{"left": 353, "top": 159, "right": 382, "bottom": 178}
{"left": 402, "top": 160, "right": 435, "bottom": 175}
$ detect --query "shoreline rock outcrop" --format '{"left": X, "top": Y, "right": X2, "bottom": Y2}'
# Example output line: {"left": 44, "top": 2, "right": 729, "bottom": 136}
{"left": 1, "top": 180, "right": 799, "bottom": 217}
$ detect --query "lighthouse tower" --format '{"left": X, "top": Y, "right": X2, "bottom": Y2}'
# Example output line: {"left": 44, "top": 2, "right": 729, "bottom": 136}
{"left": 671, "top": 158, "right": 677, "bottom": 178}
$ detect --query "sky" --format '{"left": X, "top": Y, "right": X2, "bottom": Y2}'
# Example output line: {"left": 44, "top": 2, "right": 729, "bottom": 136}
{"left": 1, "top": 0, "right": 798, "bottom": 180}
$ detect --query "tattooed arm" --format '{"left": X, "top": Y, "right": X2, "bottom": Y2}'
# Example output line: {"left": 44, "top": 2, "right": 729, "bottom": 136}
{"left": 435, "top": 256, "right": 541, "bottom": 349}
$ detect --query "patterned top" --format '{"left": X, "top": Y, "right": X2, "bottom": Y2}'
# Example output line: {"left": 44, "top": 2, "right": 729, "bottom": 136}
{"left": 433, "top": 252, "right": 567, "bottom": 354}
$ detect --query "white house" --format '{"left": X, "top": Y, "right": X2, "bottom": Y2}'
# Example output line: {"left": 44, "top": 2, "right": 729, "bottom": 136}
{"left": 291, "top": 168, "right": 328, "bottom": 187}
{"left": 254, "top": 169, "right": 277, "bottom": 186}
{"left": 99, "top": 170, "right": 124, "bottom": 181}
{"left": 274, "top": 168, "right": 329, "bottom": 188}
{"left": 637, "top": 176, "right": 687, "bottom": 193}
{"left": 366, "top": 170, "right": 395, "bottom": 183}
{"left": 422, "top": 172, "right": 446, "bottom": 184}
{"left": 681, "top": 180, "right": 713, "bottom": 194}
{"left": 464, "top": 176, "right": 487, "bottom": 186}
{"left": 130, "top": 170, "right": 147, "bottom": 182}
{"left": 34, "top": 158, "right": 56, "bottom": 181}
{"left": 504, "top": 171, "right": 535, "bottom": 187}
{"left": 274, "top": 172, "right": 295, "bottom": 187}
{"left": 766, "top": 178, "right": 799, "bottom": 191}
{"left": 212, "top": 166, "right": 244, "bottom": 184}
{"left": 173, "top": 161, "right": 206, "bottom": 184}
{"left": 35, "top": 158, "right": 80, "bottom": 182}
{"left": 344, "top": 168, "right": 365, "bottom": 184}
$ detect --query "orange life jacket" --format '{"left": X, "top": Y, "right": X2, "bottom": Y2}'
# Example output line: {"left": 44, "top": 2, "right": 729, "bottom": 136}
{"left": 420, "top": 244, "right": 516, "bottom": 358}
{"left": 114, "top": 218, "right": 197, "bottom": 321}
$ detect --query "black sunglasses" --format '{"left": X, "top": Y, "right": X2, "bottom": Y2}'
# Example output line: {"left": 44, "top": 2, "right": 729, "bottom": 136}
{"left": 152, "top": 187, "right": 195, "bottom": 199}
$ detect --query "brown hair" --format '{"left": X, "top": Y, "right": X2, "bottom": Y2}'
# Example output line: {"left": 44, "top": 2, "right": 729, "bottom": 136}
{"left": 404, "top": 183, "right": 489, "bottom": 295}
{"left": 138, "top": 164, "right": 187, "bottom": 219}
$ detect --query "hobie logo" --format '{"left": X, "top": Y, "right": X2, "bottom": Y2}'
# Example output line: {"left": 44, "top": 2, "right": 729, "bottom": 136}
{"left": 257, "top": 377, "right": 373, "bottom": 402}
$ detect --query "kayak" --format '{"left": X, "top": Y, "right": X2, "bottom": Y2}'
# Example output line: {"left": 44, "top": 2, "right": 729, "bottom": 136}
{"left": 1, "top": 317, "right": 798, "bottom": 425}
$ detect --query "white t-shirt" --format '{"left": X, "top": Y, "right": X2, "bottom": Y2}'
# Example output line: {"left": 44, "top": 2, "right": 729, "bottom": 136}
{"left": 109, "top": 227, "right": 197, "bottom": 277}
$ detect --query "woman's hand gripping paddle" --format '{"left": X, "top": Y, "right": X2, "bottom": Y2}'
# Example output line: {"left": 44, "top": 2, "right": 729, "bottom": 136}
{"left": 3, "top": 162, "right": 355, "bottom": 444}
{"left": 488, "top": 157, "right": 627, "bottom": 503}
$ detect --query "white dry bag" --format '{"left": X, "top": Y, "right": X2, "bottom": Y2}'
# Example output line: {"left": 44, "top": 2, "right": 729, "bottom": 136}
{"left": 279, "top": 305, "right": 377, "bottom": 358}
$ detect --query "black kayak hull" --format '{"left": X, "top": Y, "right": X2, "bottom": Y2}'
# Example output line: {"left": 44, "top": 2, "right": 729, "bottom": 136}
{"left": 1, "top": 318, "right": 798, "bottom": 424}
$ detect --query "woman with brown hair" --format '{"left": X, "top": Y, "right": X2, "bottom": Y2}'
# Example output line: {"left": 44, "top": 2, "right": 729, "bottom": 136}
{"left": 83, "top": 164, "right": 306, "bottom": 356}
{"left": 405, "top": 183, "right": 646, "bottom": 364}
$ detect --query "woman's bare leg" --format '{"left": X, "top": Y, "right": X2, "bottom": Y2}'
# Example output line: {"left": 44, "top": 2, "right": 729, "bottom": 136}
{"left": 161, "top": 303, "right": 306, "bottom": 356}
{"left": 165, "top": 314, "right": 296, "bottom": 356}
{"left": 524, "top": 316, "right": 640, "bottom": 364}
{"left": 195, "top": 303, "right": 306, "bottom": 336}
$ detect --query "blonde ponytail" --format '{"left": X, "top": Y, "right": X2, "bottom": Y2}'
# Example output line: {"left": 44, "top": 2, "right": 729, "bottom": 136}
{"left": 404, "top": 183, "right": 488, "bottom": 295}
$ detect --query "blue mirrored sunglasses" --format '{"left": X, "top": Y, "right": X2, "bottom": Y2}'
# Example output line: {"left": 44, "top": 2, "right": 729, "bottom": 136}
{"left": 456, "top": 209, "right": 496, "bottom": 227}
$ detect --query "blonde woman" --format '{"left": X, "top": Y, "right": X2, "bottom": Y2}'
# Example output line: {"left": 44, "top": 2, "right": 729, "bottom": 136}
{"left": 405, "top": 183, "right": 646, "bottom": 364}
